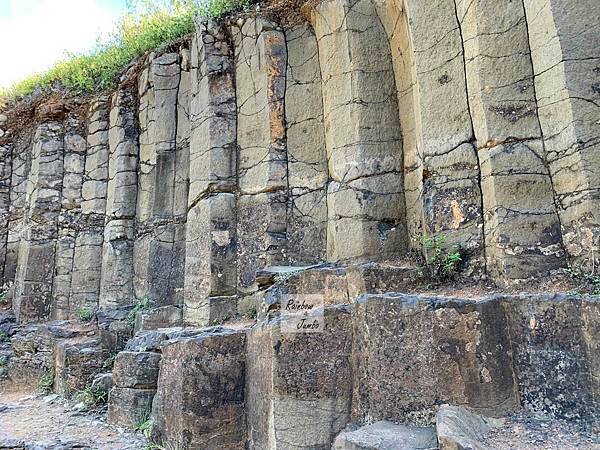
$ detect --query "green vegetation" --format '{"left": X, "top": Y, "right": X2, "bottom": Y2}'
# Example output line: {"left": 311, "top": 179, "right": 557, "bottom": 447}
{"left": 0, "top": 355, "right": 8, "bottom": 367}
{"left": 38, "top": 369, "right": 55, "bottom": 394}
{"left": 103, "top": 352, "right": 118, "bottom": 370}
{"left": 0, "top": 331, "right": 9, "bottom": 343}
{"left": 415, "top": 234, "right": 462, "bottom": 280}
{"left": 563, "top": 267, "right": 600, "bottom": 296}
{"left": 246, "top": 305, "right": 257, "bottom": 320}
{"left": 127, "top": 296, "right": 153, "bottom": 325}
{"left": 76, "top": 384, "right": 109, "bottom": 408}
{"left": 0, "top": 0, "right": 254, "bottom": 101}
{"left": 135, "top": 416, "right": 154, "bottom": 436}
{"left": 77, "top": 307, "right": 93, "bottom": 322}
{"left": 210, "top": 315, "right": 231, "bottom": 326}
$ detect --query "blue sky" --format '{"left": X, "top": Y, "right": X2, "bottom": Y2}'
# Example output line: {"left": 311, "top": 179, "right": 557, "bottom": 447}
{"left": 0, "top": 0, "right": 128, "bottom": 88}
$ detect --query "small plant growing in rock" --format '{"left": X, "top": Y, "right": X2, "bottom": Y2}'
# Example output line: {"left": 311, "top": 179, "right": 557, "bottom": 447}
{"left": 76, "top": 385, "right": 109, "bottom": 408}
{"left": 77, "top": 307, "right": 93, "bottom": 322}
{"left": 210, "top": 315, "right": 230, "bottom": 326}
{"left": 563, "top": 267, "right": 600, "bottom": 296}
{"left": 102, "top": 352, "right": 118, "bottom": 370}
{"left": 135, "top": 416, "right": 154, "bottom": 437}
{"left": 414, "top": 233, "right": 463, "bottom": 280}
{"left": 38, "top": 369, "right": 54, "bottom": 394}
{"left": 246, "top": 305, "right": 257, "bottom": 320}
{"left": 0, "top": 355, "right": 8, "bottom": 367}
{"left": 0, "top": 331, "right": 9, "bottom": 343}
{"left": 127, "top": 297, "right": 153, "bottom": 325}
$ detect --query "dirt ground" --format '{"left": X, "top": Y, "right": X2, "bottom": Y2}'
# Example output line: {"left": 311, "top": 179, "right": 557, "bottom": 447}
{"left": 0, "top": 390, "right": 146, "bottom": 449}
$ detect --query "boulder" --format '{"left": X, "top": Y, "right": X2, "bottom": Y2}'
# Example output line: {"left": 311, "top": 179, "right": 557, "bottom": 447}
{"left": 333, "top": 421, "right": 437, "bottom": 450}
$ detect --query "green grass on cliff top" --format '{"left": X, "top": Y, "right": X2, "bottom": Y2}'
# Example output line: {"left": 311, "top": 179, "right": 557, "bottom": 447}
{"left": 0, "top": 0, "right": 252, "bottom": 102}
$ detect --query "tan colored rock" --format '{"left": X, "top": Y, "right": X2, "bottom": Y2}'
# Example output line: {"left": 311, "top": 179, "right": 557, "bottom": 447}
{"left": 458, "top": 0, "right": 565, "bottom": 280}
{"left": 285, "top": 24, "right": 328, "bottom": 264}
{"left": 184, "top": 21, "right": 238, "bottom": 324}
{"left": 99, "top": 88, "right": 138, "bottom": 308}
{"left": 524, "top": 0, "right": 600, "bottom": 271}
{"left": 309, "top": 0, "right": 407, "bottom": 262}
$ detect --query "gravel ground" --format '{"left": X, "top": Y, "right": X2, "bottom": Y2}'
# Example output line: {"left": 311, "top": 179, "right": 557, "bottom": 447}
{"left": 0, "top": 390, "right": 146, "bottom": 449}
{"left": 482, "top": 411, "right": 600, "bottom": 450}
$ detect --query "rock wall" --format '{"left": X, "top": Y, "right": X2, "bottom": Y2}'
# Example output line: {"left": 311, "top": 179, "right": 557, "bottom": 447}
{"left": 0, "top": 1, "right": 599, "bottom": 324}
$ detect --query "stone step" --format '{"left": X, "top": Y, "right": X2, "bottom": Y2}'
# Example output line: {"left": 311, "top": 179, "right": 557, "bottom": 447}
{"left": 333, "top": 421, "right": 437, "bottom": 450}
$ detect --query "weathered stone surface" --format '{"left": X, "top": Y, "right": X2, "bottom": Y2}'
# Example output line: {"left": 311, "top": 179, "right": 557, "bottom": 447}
{"left": 232, "top": 18, "right": 288, "bottom": 295}
{"left": 501, "top": 295, "right": 599, "bottom": 423}
{"left": 246, "top": 306, "right": 352, "bottom": 448}
{"left": 151, "top": 329, "right": 246, "bottom": 449}
{"left": 352, "top": 294, "right": 517, "bottom": 425}
{"left": 375, "top": 0, "right": 483, "bottom": 266}
{"left": 436, "top": 404, "right": 503, "bottom": 450}
{"left": 333, "top": 421, "right": 437, "bottom": 450}
{"left": 0, "top": 145, "right": 12, "bottom": 284}
{"left": 184, "top": 21, "right": 237, "bottom": 325}
{"left": 524, "top": 0, "right": 600, "bottom": 270}
{"left": 135, "top": 50, "right": 187, "bottom": 307}
{"left": 285, "top": 24, "right": 328, "bottom": 264}
{"left": 99, "top": 87, "right": 139, "bottom": 308}
{"left": 13, "top": 122, "right": 64, "bottom": 323}
{"left": 112, "top": 351, "right": 161, "bottom": 389}
{"left": 310, "top": 0, "right": 407, "bottom": 262}
{"left": 458, "top": 0, "right": 565, "bottom": 280}
{"left": 53, "top": 338, "right": 107, "bottom": 395}
{"left": 108, "top": 387, "right": 156, "bottom": 428}
{"left": 134, "top": 305, "right": 182, "bottom": 332}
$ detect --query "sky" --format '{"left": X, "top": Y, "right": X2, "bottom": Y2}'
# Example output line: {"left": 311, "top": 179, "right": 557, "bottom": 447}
{"left": 0, "top": 0, "right": 127, "bottom": 88}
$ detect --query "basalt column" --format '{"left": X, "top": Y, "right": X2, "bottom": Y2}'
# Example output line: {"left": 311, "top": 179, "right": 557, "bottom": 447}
{"left": 99, "top": 88, "right": 139, "bottom": 309}
{"left": 135, "top": 51, "right": 188, "bottom": 308}
{"left": 184, "top": 21, "right": 237, "bottom": 325}
{"left": 13, "top": 122, "right": 64, "bottom": 322}
{"left": 4, "top": 137, "right": 32, "bottom": 286}
{"left": 285, "top": 24, "right": 328, "bottom": 264}
{"left": 51, "top": 113, "right": 87, "bottom": 319}
{"left": 310, "top": 0, "right": 407, "bottom": 262}
{"left": 523, "top": 0, "right": 600, "bottom": 270}
{"left": 70, "top": 98, "right": 110, "bottom": 314}
{"left": 374, "top": 0, "right": 483, "bottom": 266}
{"left": 457, "top": 0, "right": 565, "bottom": 280}
{"left": 0, "top": 144, "right": 11, "bottom": 283}
{"left": 232, "top": 18, "right": 288, "bottom": 294}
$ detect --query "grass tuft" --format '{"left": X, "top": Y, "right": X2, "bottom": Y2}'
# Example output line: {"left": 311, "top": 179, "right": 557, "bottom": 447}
{"left": 1, "top": 0, "right": 254, "bottom": 102}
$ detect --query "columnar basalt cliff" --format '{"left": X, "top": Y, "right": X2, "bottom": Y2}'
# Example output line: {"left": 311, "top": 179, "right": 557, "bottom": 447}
{"left": 0, "top": 0, "right": 599, "bottom": 448}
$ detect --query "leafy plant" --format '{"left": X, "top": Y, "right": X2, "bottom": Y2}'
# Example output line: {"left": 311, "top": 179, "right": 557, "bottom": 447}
{"left": 76, "top": 385, "right": 109, "bottom": 408}
{"left": 38, "top": 369, "right": 54, "bottom": 394}
{"left": 414, "top": 234, "right": 462, "bottom": 280}
{"left": 246, "top": 305, "right": 257, "bottom": 320}
{"left": 127, "top": 296, "right": 153, "bottom": 325}
{"left": 0, "top": 355, "right": 8, "bottom": 367}
{"left": 0, "top": 331, "right": 9, "bottom": 343}
{"left": 77, "top": 307, "right": 93, "bottom": 322}
{"left": 0, "top": 291, "right": 7, "bottom": 305}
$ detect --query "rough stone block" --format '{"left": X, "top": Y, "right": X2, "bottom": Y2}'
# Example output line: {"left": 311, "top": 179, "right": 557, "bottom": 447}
{"left": 108, "top": 387, "right": 156, "bottom": 429}
{"left": 53, "top": 338, "right": 107, "bottom": 395}
{"left": 246, "top": 306, "right": 352, "bottom": 448}
{"left": 112, "top": 351, "right": 161, "bottom": 389}
{"left": 501, "top": 295, "right": 599, "bottom": 424}
{"left": 151, "top": 329, "right": 246, "bottom": 449}
{"left": 352, "top": 294, "right": 517, "bottom": 425}
{"left": 436, "top": 404, "right": 503, "bottom": 450}
{"left": 333, "top": 421, "right": 437, "bottom": 450}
